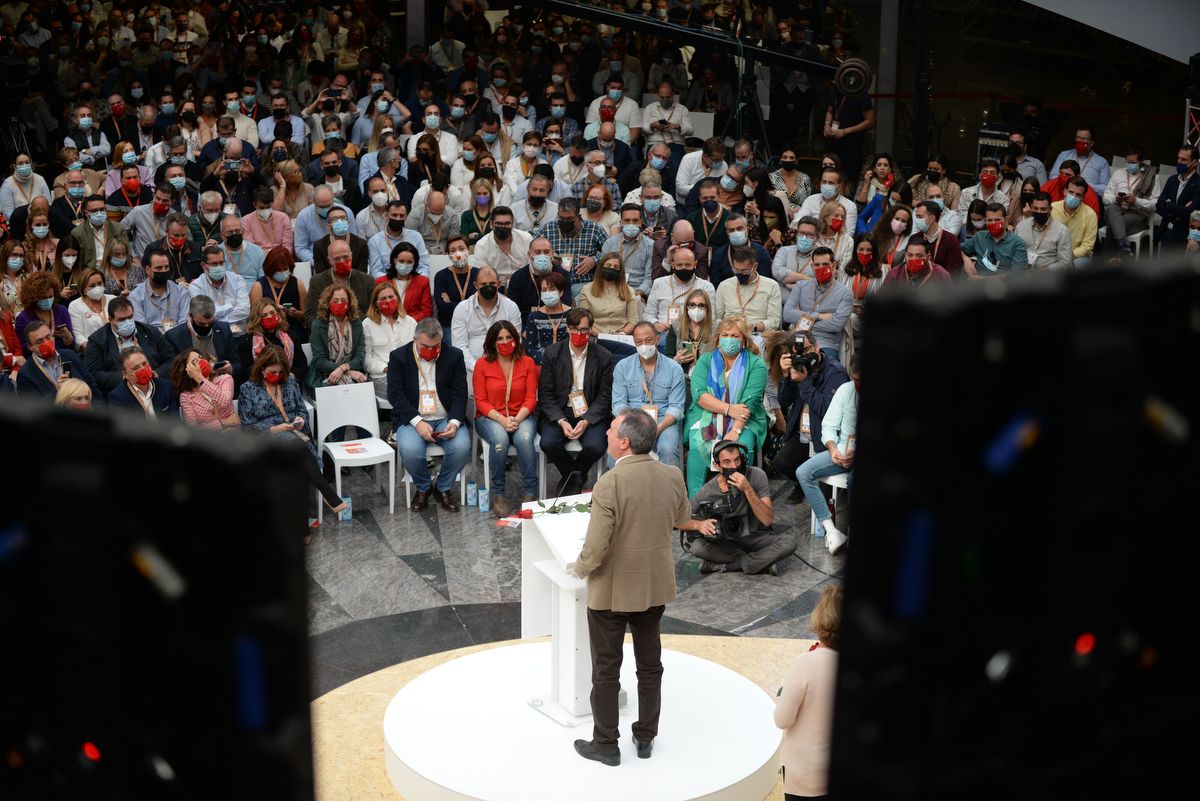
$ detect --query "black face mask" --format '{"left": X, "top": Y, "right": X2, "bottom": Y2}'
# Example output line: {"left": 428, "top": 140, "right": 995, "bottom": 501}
{"left": 601, "top": 267, "right": 621, "bottom": 282}
{"left": 323, "top": 164, "right": 340, "bottom": 178}
{"left": 558, "top": 218, "right": 576, "bottom": 235}
{"left": 273, "top": 108, "right": 288, "bottom": 120}
{"left": 926, "top": 170, "right": 941, "bottom": 183}
{"left": 478, "top": 284, "right": 498, "bottom": 300}
{"left": 225, "top": 233, "right": 243, "bottom": 248}
{"left": 501, "top": 106, "right": 517, "bottom": 120}
{"left": 150, "top": 271, "right": 170, "bottom": 287}
{"left": 418, "top": 151, "right": 434, "bottom": 163}
{"left": 462, "top": 93, "right": 477, "bottom": 104}
{"left": 735, "top": 272, "right": 752, "bottom": 285}
{"left": 1008, "top": 142, "right": 1025, "bottom": 156}
{"left": 1032, "top": 211, "right": 1050, "bottom": 226}
{"left": 192, "top": 321, "right": 213, "bottom": 337}
{"left": 180, "top": 110, "right": 197, "bottom": 124}
{"left": 779, "top": 160, "right": 797, "bottom": 171}
{"left": 477, "top": 167, "right": 496, "bottom": 179}
{"left": 528, "top": 195, "right": 545, "bottom": 208}
{"left": 387, "top": 218, "right": 404, "bottom": 233}
{"left": 720, "top": 465, "right": 741, "bottom": 481}
{"left": 1020, "top": 191, "right": 1035, "bottom": 206}
{"left": 493, "top": 226, "right": 511, "bottom": 241}
{"left": 569, "top": 154, "right": 584, "bottom": 166}
{"left": 321, "top": 100, "right": 335, "bottom": 112}
{"left": 673, "top": 268, "right": 694, "bottom": 282}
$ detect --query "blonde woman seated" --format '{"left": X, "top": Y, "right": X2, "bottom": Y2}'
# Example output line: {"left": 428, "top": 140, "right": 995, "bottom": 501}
{"left": 54, "top": 377, "right": 93, "bottom": 410}
{"left": 172, "top": 348, "right": 239, "bottom": 429}
{"left": 307, "top": 284, "right": 368, "bottom": 390}
{"left": 683, "top": 315, "right": 768, "bottom": 494}
{"left": 664, "top": 287, "right": 715, "bottom": 383}
{"left": 815, "top": 201, "right": 853, "bottom": 270}
{"left": 362, "top": 281, "right": 416, "bottom": 395}
{"left": 576, "top": 251, "right": 638, "bottom": 358}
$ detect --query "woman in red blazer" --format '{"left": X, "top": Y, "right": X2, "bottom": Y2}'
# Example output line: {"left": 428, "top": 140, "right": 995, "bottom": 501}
{"left": 472, "top": 319, "right": 539, "bottom": 517}
{"left": 384, "top": 242, "right": 434, "bottom": 321}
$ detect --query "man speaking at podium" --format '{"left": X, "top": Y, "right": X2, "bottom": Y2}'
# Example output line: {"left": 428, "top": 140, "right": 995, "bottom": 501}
{"left": 570, "top": 409, "right": 692, "bottom": 766}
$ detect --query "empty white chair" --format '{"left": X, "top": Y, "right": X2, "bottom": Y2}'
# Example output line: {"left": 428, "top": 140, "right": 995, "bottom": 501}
{"left": 314, "top": 383, "right": 395, "bottom": 523}
{"left": 535, "top": 433, "right": 605, "bottom": 499}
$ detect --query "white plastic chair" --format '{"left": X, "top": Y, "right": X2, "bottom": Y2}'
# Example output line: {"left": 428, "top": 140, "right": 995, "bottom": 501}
{"left": 402, "top": 442, "right": 468, "bottom": 507}
{"left": 292, "top": 261, "right": 312, "bottom": 287}
{"left": 477, "top": 434, "right": 518, "bottom": 493}
{"left": 314, "top": 383, "right": 395, "bottom": 523}
{"left": 536, "top": 432, "right": 605, "bottom": 499}
{"left": 299, "top": 342, "right": 316, "bottom": 421}
{"left": 806, "top": 442, "right": 849, "bottom": 540}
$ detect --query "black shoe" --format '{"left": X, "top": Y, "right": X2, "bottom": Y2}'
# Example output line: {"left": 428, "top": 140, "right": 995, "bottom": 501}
{"left": 410, "top": 489, "right": 430, "bottom": 511}
{"left": 634, "top": 738, "right": 653, "bottom": 759}
{"left": 574, "top": 739, "right": 620, "bottom": 766}
{"left": 435, "top": 488, "right": 460, "bottom": 513}
{"left": 700, "top": 560, "right": 725, "bottom": 574}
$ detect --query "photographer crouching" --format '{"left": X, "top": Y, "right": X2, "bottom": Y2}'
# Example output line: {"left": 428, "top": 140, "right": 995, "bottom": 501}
{"left": 772, "top": 330, "right": 848, "bottom": 496}
{"left": 680, "top": 440, "right": 796, "bottom": 576}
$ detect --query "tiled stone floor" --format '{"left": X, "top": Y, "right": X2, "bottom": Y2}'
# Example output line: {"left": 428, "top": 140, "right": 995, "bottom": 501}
{"left": 306, "top": 463, "right": 845, "bottom": 699}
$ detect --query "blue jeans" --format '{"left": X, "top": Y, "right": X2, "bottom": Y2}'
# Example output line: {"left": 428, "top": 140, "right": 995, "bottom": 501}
{"left": 796, "top": 450, "right": 849, "bottom": 522}
{"left": 604, "top": 421, "right": 681, "bottom": 467}
{"left": 395, "top": 418, "right": 471, "bottom": 493}
{"left": 441, "top": 324, "right": 453, "bottom": 347}
{"left": 476, "top": 415, "right": 538, "bottom": 496}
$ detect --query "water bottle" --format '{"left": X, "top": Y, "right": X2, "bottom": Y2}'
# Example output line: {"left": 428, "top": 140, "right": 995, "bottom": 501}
{"left": 466, "top": 479, "right": 477, "bottom": 507}
{"left": 478, "top": 486, "right": 490, "bottom": 513}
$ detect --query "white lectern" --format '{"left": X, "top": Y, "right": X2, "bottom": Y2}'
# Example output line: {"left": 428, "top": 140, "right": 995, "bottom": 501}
{"left": 520, "top": 494, "right": 620, "bottom": 727}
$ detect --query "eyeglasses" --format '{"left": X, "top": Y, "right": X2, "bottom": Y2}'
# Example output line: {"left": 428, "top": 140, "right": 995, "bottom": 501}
{"left": 686, "top": 303, "right": 706, "bottom": 309}
{"left": 568, "top": 327, "right": 592, "bottom": 335}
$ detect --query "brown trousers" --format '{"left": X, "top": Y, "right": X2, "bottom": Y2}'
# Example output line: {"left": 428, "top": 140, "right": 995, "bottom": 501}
{"left": 586, "top": 605, "right": 665, "bottom": 749}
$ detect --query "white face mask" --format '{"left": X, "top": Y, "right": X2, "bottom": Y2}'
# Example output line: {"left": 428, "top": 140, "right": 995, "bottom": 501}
{"left": 687, "top": 306, "right": 706, "bottom": 322}
{"left": 523, "top": 145, "right": 539, "bottom": 159}
{"left": 62, "top": 255, "right": 78, "bottom": 269}
{"left": 256, "top": 208, "right": 272, "bottom": 221}
{"left": 86, "top": 285, "right": 105, "bottom": 300}
{"left": 636, "top": 343, "right": 657, "bottom": 360}
{"left": 427, "top": 212, "right": 443, "bottom": 224}
{"left": 371, "top": 191, "right": 388, "bottom": 207}
{"left": 202, "top": 211, "right": 219, "bottom": 224}
{"left": 591, "top": 164, "right": 606, "bottom": 178}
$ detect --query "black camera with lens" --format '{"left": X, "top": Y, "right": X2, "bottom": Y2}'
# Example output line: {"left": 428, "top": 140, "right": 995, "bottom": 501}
{"left": 791, "top": 348, "right": 819, "bottom": 376}
{"left": 693, "top": 493, "right": 748, "bottom": 541}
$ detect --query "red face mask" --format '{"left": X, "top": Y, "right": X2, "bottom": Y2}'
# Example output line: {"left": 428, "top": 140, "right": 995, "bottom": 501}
{"left": 418, "top": 344, "right": 440, "bottom": 361}
{"left": 111, "top": 102, "right": 126, "bottom": 117}
{"left": 856, "top": 251, "right": 873, "bottom": 267}
{"left": 378, "top": 299, "right": 399, "bottom": 316}
{"left": 599, "top": 108, "right": 615, "bottom": 122}
{"left": 813, "top": 265, "right": 833, "bottom": 284}
{"left": 329, "top": 300, "right": 349, "bottom": 317}
{"left": 829, "top": 217, "right": 844, "bottom": 232}
{"left": 133, "top": 364, "right": 154, "bottom": 385}
{"left": 152, "top": 200, "right": 170, "bottom": 216}
{"left": 569, "top": 331, "right": 589, "bottom": 349}
{"left": 197, "top": 358, "right": 212, "bottom": 378}
{"left": 1074, "top": 139, "right": 1089, "bottom": 155}
{"left": 496, "top": 340, "right": 516, "bottom": 356}
{"left": 168, "top": 234, "right": 187, "bottom": 249}
{"left": 37, "top": 338, "right": 56, "bottom": 359}
{"left": 979, "top": 173, "right": 997, "bottom": 189}
{"left": 123, "top": 178, "right": 141, "bottom": 194}
{"left": 905, "top": 256, "right": 926, "bottom": 274}
{"left": 261, "top": 314, "right": 279, "bottom": 330}
{"left": 333, "top": 258, "right": 352, "bottom": 277}
{"left": 987, "top": 220, "right": 1005, "bottom": 236}
{"left": 263, "top": 370, "right": 283, "bottom": 385}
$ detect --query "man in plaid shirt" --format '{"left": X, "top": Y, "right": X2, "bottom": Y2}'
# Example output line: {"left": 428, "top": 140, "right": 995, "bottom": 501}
{"left": 569, "top": 150, "right": 624, "bottom": 203}
{"left": 535, "top": 197, "right": 609, "bottom": 289}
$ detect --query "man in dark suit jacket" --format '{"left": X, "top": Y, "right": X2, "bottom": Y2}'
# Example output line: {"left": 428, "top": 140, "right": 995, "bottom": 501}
{"left": 309, "top": 149, "right": 365, "bottom": 213}
{"left": 162, "top": 303, "right": 242, "bottom": 382}
{"left": 101, "top": 94, "right": 140, "bottom": 155}
{"left": 506, "top": 261, "right": 575, "bottom": 324}
{"left": 617, "top": 142, "right": 677, "bottom": 198}
{"left": 144, "top": 213, "right": 203, "bottom": 281}
{"left": 106, "top": 346, "right": 179, "bottom": 417}
{"left": 708, "top": 239, "right": 772, "bottom": 287}
{"left": 84, "top": 298, "right": 173, "bottom": 397}
{"left": 650, "top": 221, "right": 711, "bottom": 282}
{"left": 586, "top": 130, "right": 634, "bottom": 174}
{"left": 1156, "top": 145, "right": 1200, "bottom": 246}
{"left": 304, "top": 244, "right": 376, "bottom": 328}
{"left": 313, "top": 231, "right": 371, "bottom": 277}
{"left": 15, "top": 321, "right": 101, "bottom": 399}
{"left": 387, "top": 318, "right": 471, "bottom": 513}
{"left": 538, "top": 307, "right": 614, "bottom": 495}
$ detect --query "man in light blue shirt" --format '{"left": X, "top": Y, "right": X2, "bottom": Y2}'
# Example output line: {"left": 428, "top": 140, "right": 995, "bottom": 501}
{"left": 129, "top": 248, "right": 191, "bottom": 333}
{"left": 294, "top": 185, "right": 354, "bottom": 262}
{"left": 257, "top": 94, "right": 307, "bottom": 148}
{"left": 1048, "top": 125, "right": 1110, "bottom": 198}
{"left": 369, "top": 200, "right": 429, "bottom": 277}
{"left": 219, "top": 214, "right": 265, "bottom": 282}
{"left": 611, "top": 321, "right": 687, "bottom": 466}
{"left": 602, "top": 203, "right": 655, "bottom": 296}
{"left": 358, "top": 131, "right": 408, "bottom": 188}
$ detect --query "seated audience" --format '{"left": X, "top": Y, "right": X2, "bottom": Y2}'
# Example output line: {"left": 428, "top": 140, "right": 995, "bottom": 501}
{"left": 308, "top": 284, "right": 369, "bottom": 390}
{"left": 172, "top": 348, "right": 239, "bottom": 429}
{"left": 363, "top": 281, "right": 416, "bottom": 395}
{"left": 108, "top": 346, "right": 179, "bottom": 417}
{"left": 473, "top": 320, "right": 540, "bottom": 515}
{"left": 611, "top": 321, "right": 687, "bottom": 467}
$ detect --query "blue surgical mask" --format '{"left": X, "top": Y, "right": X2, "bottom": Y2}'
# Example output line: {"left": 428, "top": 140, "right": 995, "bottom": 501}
{"left": 913, "top": 216, "right": 930, "bottom": 234}
{"left": 540, "top": 290, "right": 560, "bottom": 306}
{"left": 131, "top": 88, "right": 144, "bottom": 100}
{"left": 796, "top": 236, "right": 814, "bottom": 254}
{"left": 68, "top": 161, "right": 83, "bottom": 171}
{"left": 243, "top": 94, "right": 257, "bottom": 106}
{"left": 607, "top": 89, "right": 622, "bottom": 102}
{"left": 532, "top": 254, "right": 552, "bottom": 272}
{"left": 425, "top": 114, "right": 440, "bottom": 128}
{"left": 272, "top": 270, "right": 291, "bottom": 283}
{"left": 331, "top": 219, "right": 350, "bottom": 236}
{"left": 729, "top": 230, "right": 748, "bottom": 246}
{"left": 68, "top": 186, "right": 86, "bottom": 199}
{"left": 370, "top": 82, "right": 385, "bottom": 94}
{"left": 169, "top": 176, "right": 186, "bottom": 190}
{"left": 122, "top": 151, "right": 137, "bottom": 164}
{"left": 171, "top": 154, "right": 188, "bottom": 165}
{"left": 377, "top": 100, "right": 391, "bottom": 114}
{"left": 90, "top": 211, "right": 107, "bottom": 226}
{"left": 820, "top": 184, "right": 837, "bottom": 200}
{"left": 551, "top": 106, "right": 565, "bottom": 119}
{"left": 451, "top": 106, "right": 466, "bottom": 119}
{"left": 317, "top": 205, "right": 331, "bottom": 218}
{"left": 1188, "top": 229, "right": 1200, "bottom": 242}
{"left": 1125, "top": 162, "right": 1140, "bottom": 174}
{"left": 208, "top": 265, "right": 226, "bottom": 281}
{"left": 110, "top": 256, "right": 127, "bottom": 268}
{"left": 1064, "top": 194, "right": 1082, "bottom": 210}
{"left": 226, "top": 100, "right": 240, "bottom": 114}
{"left": 481, "top": 131, "right": 498, "bottom": 144}
{"left": 492, "top": 77, "right": 506, "bottom": 88}
{"left": 931, "top": 197, "right": 945, "bottom": 210}
{"left": 709, "top": 160, "right": 725, "bottom": 172}
{"left": 463, "top": 150, "right": 476, "bottom": 162}
{"left": 6, "top": 256, "right": 23, "bottom": 271}
{"left": 116, "top": 319, "right": 137, "bottom": 337}
{"left": 78, "top": 117, "right": 93, "bottom": 130}
{"left": 622, "top": 223, "right": 641, "bottom": 239}
{"left": 735, "top": 159, "right": 751, "bottom": 170}
{"left": 718, "top": 336, "right": 743, "bottom": 356}
{"left": 32, "top": 224, "right": 49, "bottom": 239}
{"left": 650, "top": 156, "right": 667, "bottom": 170}
{"left": 161, "top": 103, "right": 175, "bottom": 115}
{"left": 37, "top": 297, "right": 55, "bottom": 311}
{"left": 643, "top": 198, "right": 661, "bottom": 213}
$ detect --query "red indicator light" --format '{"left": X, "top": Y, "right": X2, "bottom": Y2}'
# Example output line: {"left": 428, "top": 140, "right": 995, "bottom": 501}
{"left": 1074, "top": 633, "right": 1096, "bottom": 656}
{"left": 82, "top": 742, "right": 101, "bottom": 762}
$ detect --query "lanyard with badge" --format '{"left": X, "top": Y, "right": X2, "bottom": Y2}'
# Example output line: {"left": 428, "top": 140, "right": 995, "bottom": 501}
{"left": 667, "top": 278, "right": 694, "bottom": 326}
{"left": 568, "top": 353, "right": 588, "bottom": 417}
{"left": 797, "top": 283, "right": 832, "bottom": 334}
{"left": 640, "top": 365, "right": 658, "bottom": 421}
{"left": 414, "top": 342, "right": 439, "bottom": 415}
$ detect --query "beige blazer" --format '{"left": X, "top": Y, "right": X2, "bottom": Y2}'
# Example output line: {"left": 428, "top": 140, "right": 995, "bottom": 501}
{"left": 574, "top": 453, "right": 691, "bottom": 613}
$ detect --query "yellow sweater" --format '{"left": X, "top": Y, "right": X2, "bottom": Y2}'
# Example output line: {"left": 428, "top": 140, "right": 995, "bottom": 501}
{"left": 1051, "top": 200, "right": 1098, "bottom": 258}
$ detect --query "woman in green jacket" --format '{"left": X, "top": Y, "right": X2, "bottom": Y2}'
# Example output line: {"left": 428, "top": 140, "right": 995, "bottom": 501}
{"left": 307, "top": 283, "right": 368, "bottom": 390}
{"left": 684, "top": 314, "right": 768, "bottom": 494}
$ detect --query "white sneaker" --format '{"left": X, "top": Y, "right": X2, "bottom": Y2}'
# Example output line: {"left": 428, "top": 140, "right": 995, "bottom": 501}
{"left": 825, "top": 526, "right": 848, "bottom": 555}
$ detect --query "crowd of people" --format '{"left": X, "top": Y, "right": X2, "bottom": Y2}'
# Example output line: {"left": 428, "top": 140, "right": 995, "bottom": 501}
{"left": 2, "top": 3, "right": 1197, "bottom": 574}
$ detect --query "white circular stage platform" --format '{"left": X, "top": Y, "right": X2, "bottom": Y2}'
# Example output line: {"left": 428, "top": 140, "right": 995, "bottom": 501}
{"left": 383, "top": 641, "right": 782, "bottom": 801}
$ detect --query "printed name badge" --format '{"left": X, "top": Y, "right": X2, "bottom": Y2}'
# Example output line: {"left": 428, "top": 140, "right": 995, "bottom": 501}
{"left": 568, "top": 390, "right": 589, "bottom": 417}
{"left": 801, "top": 406, "right": 811, "bottom": 436}
{"left": 667, "top": 304, "right": 680, "bottom": 324}
{"left": 846, "top": 434, "right": 857, "bottom": 454}
{"left": 419, "top": 389, "right": 438, "bottom": 415}
{"left": 641, "top": 404, "right": 658, "bottom": 421}
{"left": 1026, "top": 249, "right": 1037, "bottom": 266}
{"left": 161, "top": 318, "right": 174, "bottom": 331}
{"left": 797, "top": 315, "right": 815, "bottom": 333}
